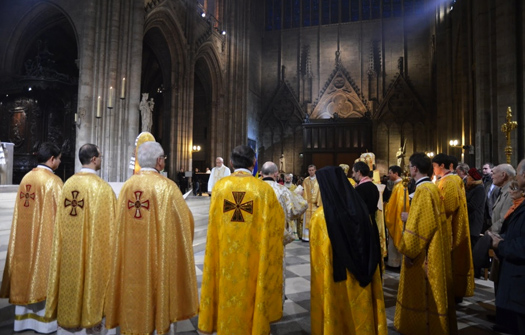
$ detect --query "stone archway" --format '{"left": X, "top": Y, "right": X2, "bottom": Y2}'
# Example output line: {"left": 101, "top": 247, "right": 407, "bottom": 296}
{"left": 0, "top": 3, "right": 78, "bottom": 183}
{"left": 192, "top": 58, "right": 212, "bottom": 172}
{"left": 143, "top": 8, "right": 189, "bottom": 179}
{"left": 141, "top": 27, "right": 170, "bottom": 158}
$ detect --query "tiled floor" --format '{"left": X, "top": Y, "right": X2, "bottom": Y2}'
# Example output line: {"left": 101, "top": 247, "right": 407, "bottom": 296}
{"left": 0, "top": 189, "right": 503, "bottom": 334}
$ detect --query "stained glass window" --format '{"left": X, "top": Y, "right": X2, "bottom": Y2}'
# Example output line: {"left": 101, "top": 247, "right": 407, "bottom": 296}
{"left": 404, "top": 0, "right": 413, "bottom": 15}
{"left": 341, "top": 0, "right": 350, "bottom": 22}
{"left": 293, "top": 0, "right": 301, "bottom": 27}
{"left": 383, "top": 0, "right": 391, "bottom": 17}
{"left": 351, "top": 0, "right": 359, "bottom": 21}
{"left": 392, "top": 0, "right": 401, "bottom": 17}
{"left": 362, "top": 0, "right": 371, "bottom": 20}
{"left": 414, "top": 0, "right": 424, "bottom": 15}
{"left": 303, "top": 0, "right": 311, "bottom": 26}
{"left": 321, "top": 0, "right": 330, "bottom": 25}
{"left": 330, "top": 0, "right": 339, "bottom": 24}
{"left": 372, "top": 0, "right": 380, "bottom": 19}
{"left": 266, "top": 0, "right": 274, "bottom": 30}
{"left": 284, "top": 0, "right": 292, "bottom": 28}
{"left": 312, "top": 0, "right": 320, "bottom": 25}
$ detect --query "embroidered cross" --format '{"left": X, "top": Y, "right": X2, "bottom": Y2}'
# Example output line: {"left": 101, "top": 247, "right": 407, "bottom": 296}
{"left": 128, "top": 191, "right": 149, "bottom": 219}
{"left": 20, "top": 184, "right": 35, "bottom": 207}
{"left": 64, "top": 190, "right": 84, "bottom": 216}
{"left": 223, "top": 192, "right": 253, "bottom": 222}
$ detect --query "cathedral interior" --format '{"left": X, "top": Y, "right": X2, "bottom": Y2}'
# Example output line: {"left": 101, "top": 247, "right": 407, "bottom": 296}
{"left": 0, "top": 0, "right": 523, "bottom": 183}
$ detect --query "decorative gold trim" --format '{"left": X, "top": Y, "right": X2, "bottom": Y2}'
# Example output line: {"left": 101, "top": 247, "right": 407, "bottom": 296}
{"left": 15, "top": 313, "right": 54, "bottom": 323}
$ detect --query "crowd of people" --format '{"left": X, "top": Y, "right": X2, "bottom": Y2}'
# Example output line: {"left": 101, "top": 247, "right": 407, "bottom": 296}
{"left": 3, "top": 140, "right": 525, "bottom": 335}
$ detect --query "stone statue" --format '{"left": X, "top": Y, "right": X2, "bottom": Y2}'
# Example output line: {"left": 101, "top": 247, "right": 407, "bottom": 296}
{"left": 139, "top": 93, "right": 153, "bottom": 132}
{"left": 396, "top": 139, "right": 407, "bottom": 168}
{"left": 279, "top": 153, "right": 286, "bottom": 172}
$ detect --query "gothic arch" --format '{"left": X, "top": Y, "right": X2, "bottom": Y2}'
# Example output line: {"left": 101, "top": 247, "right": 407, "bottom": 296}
{"left": 374, "top": 74, "right": 428, "bottom": 166}
{"left": 144, "top": 7, "right": 190, "bottom": 177}
{"left": 259, "top": 81, "right": 305, "bottom": 174}
{"left": 0, "top": 2, "right": 79, "bottom": 183}
{"left": 2, "top": 2, "right": 79, "bottom": 74}
{"left": 195, "top": 42, "right": 225, "bottom": 165}
{"left": 311, "top": 63, "right": 369, "bottom": 119}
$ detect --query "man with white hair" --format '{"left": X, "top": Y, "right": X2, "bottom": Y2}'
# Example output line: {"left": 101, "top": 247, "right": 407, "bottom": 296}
{"left": 491, "top": 163, "right": 516, "bottom": 234}
{"left": 207, "top": 156, "right": 231, "bottom": 196}
{"left": 105, "top": 141, "right": 198, "bottom": 335}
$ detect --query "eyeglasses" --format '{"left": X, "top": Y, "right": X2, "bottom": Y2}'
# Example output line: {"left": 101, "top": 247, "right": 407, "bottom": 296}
{"left": 510, "top": 186, "right": 519, "bottom": 191}
{"left": 159, "top": 155, "right": 167, "bottom": 160}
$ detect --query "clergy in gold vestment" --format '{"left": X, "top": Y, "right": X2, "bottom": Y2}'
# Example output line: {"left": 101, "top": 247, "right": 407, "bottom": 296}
{"left": 395, "top": 153, "right": 456, "bottom": 335}
{"left": 45, "top": 144, "right": 117, "bottom": 334}
{"left": 0, "top": 142, "right": 63, "bottom": 334}
{"left": 310, "top": 166, "right": 386, "bottom": 335}
{"left": 105, "top": 142, "right": 198, "bottom": 335}
{"left": 384, "top": 166, "right": 408, "bottom": 268}
{"left": 303, "top": 164, "right": 322, "bottom": 241}
{"left": 432, "top": 154, "right": 475, "bottom": 299}
{"left": 198, "top": 145, "right": 285, "bottom": 335}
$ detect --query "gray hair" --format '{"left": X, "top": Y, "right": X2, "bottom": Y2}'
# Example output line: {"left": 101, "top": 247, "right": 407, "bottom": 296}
{"left": 495, "top": 163, "right": 516, "bottom": 178}
{"left": 138, "top": 142, "right": 164, "bottom": 168}
{"left": 456, "top": 163, "right": 469, "bottom": 174}
{"left": 216, "top": 157, "right": 223, "bottom": 162}
{"left": 261, "top": 161, "right": 278, "bottom": 176}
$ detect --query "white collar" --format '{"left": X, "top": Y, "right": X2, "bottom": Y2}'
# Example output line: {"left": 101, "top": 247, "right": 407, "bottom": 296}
{"left": 140, "top": 167, "right": 159, "bottom": 173}
{"left": 37, "top": 164, "right": 53, "bottom": 172}
{"left": 234, "top": 168, "right": 252, "bottom": 174}
{"left": 80, "top": 167, "right": 97, "bottom": 174}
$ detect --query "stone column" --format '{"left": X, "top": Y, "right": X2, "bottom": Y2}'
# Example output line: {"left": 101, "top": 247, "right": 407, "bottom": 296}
{"left": 75, "top": 0, "right": 143, "bottom": 181}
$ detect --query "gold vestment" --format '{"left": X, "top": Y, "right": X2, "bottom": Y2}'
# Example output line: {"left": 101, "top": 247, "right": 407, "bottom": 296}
{"left": 198, "top": 171, "right": 285, "bottom": 335}
{"left": 0, "top": 167, "right": 63, "bottom": 304}
{"left": 384, "top": 181, "right": 409, "bottom": 248}
{"left": 437, "top": 174, "right": 475, "bottom": 298}
{"left": 303, "top": 176, "right": 322, "bottom": 229}
{"left": 394, "top": 181, "right": 456, "bottom": 335}
{"left": 105, "top": 170, "right": 198, "bottom": 334}
{"left": 45, "top": 173, "right": 117, "bottom": 328}
{"left": 310, "top": 207, "right": 387, "bottom": 335}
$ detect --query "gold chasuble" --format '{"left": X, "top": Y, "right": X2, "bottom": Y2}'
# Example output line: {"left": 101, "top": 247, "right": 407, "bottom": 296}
{"left": 105, "top": 170, "right": 198, "bottom": 334}
{"left": 198, "top": 171, "right": 285, "bottom": 335}
{"left": 310, "top": 207, "right": 387, "bottom": 335}
{"left": 394, "top": 181, "right": 456, "bottom": 335}
{"left": 384, "top": 181, "right": 409, "bottom": 248}
{"left": 45, "top": 172, "right": 116, "bottom": 328}
{"left": 1, "top": 167, "right": 63, "bottom": 304}
{"left": 303, "top": 176, "right": 322, "bottom": 229}
{"left": 436, "top": 174, "right": 475, "bottom": 298}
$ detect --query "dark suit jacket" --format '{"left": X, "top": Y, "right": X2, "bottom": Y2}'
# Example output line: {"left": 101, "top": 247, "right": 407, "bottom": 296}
{"left": 466, "top": 183, "right": 486, "bottom": 236}
{"left": 495, "top": 202, "right": 525, "bottom": 315}
{"left": 355, "top": 181, "right": 379, "bottom": 219}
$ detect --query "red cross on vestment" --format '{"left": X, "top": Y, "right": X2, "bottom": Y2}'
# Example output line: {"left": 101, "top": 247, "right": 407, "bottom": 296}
{"left": 64, "top": 190, "right": 84, "bottom": 216}
{"left": 20, "top": 184, "right": 36, "bottom": 207}
{"left": 223, "top": 191, "right": 253, "bottom": 222}
{"left": 128, "top": 190, "right": 150, "bottom": 219}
